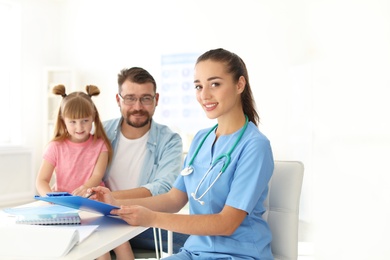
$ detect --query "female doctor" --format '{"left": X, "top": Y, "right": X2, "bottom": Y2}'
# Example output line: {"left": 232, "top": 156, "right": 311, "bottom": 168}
{"left": 90, "top": 48, "right": 275, "bottom": 260}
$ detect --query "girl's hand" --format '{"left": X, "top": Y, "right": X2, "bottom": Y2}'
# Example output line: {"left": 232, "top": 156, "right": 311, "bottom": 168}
{"left": 72, "top": 185, "right": 88, "bottom": 196}
{"left": 87, "top": 186, "right": 117, "bottom": 206}
{"left": 112, "top": 205, "right": 156, "bottom": 227}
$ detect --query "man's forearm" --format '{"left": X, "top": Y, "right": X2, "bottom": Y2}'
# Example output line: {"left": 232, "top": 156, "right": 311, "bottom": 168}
{"left": 111, "top": 187, "right": 152, "bottom": 199}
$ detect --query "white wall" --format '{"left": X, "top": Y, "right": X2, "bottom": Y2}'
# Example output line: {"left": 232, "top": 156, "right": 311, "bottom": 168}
{"left": 10, "top": 0, "right": 390, "bottom": 259}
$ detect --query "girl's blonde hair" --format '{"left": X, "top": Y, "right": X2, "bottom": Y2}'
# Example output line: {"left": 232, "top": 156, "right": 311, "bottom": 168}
{"left": 52, "top": 84, "right": 112, "bottom": 163}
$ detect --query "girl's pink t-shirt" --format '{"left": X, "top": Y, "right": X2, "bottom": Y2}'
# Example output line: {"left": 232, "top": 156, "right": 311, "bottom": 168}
{"left": 43, "top": 135, "right": 108, "bottom": 193}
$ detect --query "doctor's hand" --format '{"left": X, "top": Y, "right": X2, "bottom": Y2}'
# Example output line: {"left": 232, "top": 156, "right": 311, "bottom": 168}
{"left": 111, "top": 205, "right": 156, "bottom": 227}
{"left": 87, "top": 186, "right": 118, "bottom": 206}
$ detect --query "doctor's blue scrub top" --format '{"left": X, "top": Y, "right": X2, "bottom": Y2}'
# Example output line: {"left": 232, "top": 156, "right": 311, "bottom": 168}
{"left": 174, "top": 122, "right": 274, "bottom": 260}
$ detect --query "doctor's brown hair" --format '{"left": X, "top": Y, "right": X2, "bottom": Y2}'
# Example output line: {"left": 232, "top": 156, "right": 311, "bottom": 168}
{"left": 196, "top": 48, "right": 259, "bottom": 126}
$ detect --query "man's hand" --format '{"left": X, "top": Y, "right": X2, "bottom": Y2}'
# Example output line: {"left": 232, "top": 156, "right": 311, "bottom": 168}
{"left": 87, "top": 186, "right": 118, "bottom": 206}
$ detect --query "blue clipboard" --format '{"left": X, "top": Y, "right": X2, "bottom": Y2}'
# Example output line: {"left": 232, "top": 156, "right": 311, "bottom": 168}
{"left": 34, "top": 192, "right": 119, "bottom": 216}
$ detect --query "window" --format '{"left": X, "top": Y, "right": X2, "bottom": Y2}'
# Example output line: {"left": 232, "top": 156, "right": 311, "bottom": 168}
{"left": 0, "top": 1, "right": 21, "bottom": 145}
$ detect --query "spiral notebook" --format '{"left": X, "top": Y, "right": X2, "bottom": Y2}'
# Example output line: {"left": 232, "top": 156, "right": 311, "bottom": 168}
{"left": 15, "top": 212, "right": 81, "bottom": 225}
{"left": 3, "top": 204, "right": 81, "bottom": 225}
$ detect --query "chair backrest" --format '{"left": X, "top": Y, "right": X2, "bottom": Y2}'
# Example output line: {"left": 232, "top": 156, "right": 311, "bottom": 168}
{"left": 263, "top": 161, "right": 304, "bottom": 260}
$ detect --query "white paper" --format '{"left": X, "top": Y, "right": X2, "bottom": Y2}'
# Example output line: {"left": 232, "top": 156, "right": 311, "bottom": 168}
{"left": 0, "top": 225, "right": 80, "bottom": 258}
{"left": 55, "top": 225, "right": 98, "bottom": 243}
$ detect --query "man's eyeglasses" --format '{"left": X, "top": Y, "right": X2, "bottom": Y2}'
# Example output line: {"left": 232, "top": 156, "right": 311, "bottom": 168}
{"left": 118, "top": 93, "right": 156, "bottom": 106}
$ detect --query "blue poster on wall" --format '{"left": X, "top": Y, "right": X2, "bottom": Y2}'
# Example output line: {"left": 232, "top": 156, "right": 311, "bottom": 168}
{"left": 158, "top": 53, "right": 215, "bottom": 150}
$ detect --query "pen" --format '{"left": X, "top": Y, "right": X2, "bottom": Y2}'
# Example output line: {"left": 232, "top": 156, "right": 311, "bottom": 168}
{"left": 85, "top": 191, "right": 96, "bottom": 199}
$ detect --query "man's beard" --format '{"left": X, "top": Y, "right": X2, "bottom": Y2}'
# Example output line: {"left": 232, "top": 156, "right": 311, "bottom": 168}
{"left": 125, "top": 110, "right": 151, "bottom": 128}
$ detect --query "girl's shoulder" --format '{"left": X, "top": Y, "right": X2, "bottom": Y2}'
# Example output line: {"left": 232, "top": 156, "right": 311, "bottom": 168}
{"left": 89, "top": 135, "right": 106, "bottom": 145}
{"left": 43, "top": 140, "right": 64, "bottom": 154}
{"left": 46, "top": 140, "right": 63, "bottom": 147}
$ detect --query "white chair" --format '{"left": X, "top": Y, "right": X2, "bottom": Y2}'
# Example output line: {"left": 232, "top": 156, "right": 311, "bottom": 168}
{"left": 134, "top": 160, "right": 304, "bottom": 260}
{"left": 264, "top": 160, "right": 304, "bottom": 260}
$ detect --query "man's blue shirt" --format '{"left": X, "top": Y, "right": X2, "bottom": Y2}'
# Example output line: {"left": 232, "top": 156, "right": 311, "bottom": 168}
{"left": 103, "top": 118, "right": 183, "bottom": 196}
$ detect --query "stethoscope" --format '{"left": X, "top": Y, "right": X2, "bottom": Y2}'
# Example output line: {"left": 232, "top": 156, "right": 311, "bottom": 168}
{"left": 181, "top": 115, "right": 249, "bottom": 205}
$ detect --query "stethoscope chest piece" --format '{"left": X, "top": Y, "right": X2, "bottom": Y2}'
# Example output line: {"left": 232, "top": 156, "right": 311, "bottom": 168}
{"left": 181, "top": 166, "right": 194, "bottom": 176}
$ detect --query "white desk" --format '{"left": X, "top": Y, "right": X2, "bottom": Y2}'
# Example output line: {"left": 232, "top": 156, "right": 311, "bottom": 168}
{"left": 0, "top": 202, "right": 147, "bottom": 260}
{"left": 63, "top": 211, "right": 147, "bottom": 260}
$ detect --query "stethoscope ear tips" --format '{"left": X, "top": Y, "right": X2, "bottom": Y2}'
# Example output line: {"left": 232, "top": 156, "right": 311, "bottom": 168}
{"left": 191, "top": 192, "right": 205, "bottom": 205}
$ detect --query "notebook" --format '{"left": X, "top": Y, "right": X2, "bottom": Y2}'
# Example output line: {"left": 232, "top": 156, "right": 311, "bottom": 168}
{"left": 15, "top": 212, "right": 81, "bottom": 225}
{"left": 3, "top": 204, "right": 81, "bottom": 225}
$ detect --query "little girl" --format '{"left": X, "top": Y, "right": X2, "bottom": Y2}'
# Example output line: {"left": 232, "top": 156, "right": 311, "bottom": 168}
{"left": 36, "top": 84, "right": 112, "bottom": 197}
{"left": 36, "top": 84, "right": 134, "bottom": 260}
